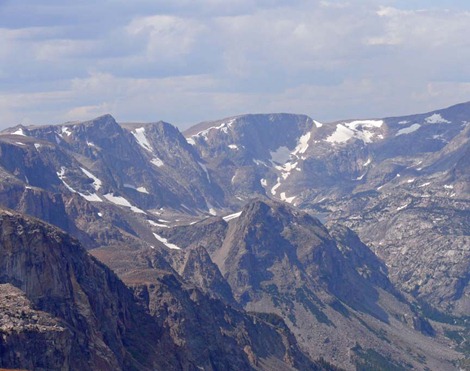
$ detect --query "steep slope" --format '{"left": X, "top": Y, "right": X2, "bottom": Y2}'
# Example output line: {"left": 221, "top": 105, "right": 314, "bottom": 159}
{"left": 0, "top": 208, "right": 323, "bottom": 371}
{"left": 121, "top": 121, "right": 225, "bottom": 210}
{"left": 0, "top": 283, "right": 71, "bottom": 370}
{"left": 327, "top": 119, "right": 470, "bottom": 313}
{"left": 91, "top": 240, "right": 324, "bottom": 371}
{"left": 184, "top": 103, "right": 469, "bottom": 207}
{"left": 184, "top": 103, "right": 470, "bottom": 314}
{"left": 159, "top": 199, "right": 459, "bottom": 370}
{"left": 0, "top": 208, "right": 168, "bottom": 370}
{"left": 184, "top": 113, "right": 319, "bottom": 205}
{"left": 3, "top": 115, "right": 224, "bottom": 214}
{"left": 0, "top": 116, "right": 229, "bottom": 252}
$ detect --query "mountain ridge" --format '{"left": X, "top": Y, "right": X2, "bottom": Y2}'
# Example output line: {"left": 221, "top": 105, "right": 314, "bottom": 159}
{"left": 0, "top": 101, "right": 469, "bottom": 369}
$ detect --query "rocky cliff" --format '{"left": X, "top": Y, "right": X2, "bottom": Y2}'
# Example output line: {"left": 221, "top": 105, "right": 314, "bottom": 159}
{"left": 0, "top": 208, "right": 324, "bottom": 370}
{"left": 158, "top": 199, "right": 460, "bottom": 370}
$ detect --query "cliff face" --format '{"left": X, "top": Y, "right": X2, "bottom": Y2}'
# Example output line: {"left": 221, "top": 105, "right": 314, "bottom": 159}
{"left": 0, "top": 283, "right": 71, "bottom": 371}
{"left": 158, "top": 199, "right": 460, "bottom": 370}
{"left": 130, "top": 271, "right": 317, "bottom": 371}
{"left": 0, "top": 208, "right": 166, "bottom": 371}
{"left": 184, "top": 104, "right": 470, "bottom": 313}
{"left": 0, "top": 208, "right": 321, "bottom": 371}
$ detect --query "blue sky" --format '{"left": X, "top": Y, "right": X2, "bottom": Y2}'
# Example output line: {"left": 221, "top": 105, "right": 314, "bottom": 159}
{"left": 1, "top": 0, "right": 470, "bottom": 129}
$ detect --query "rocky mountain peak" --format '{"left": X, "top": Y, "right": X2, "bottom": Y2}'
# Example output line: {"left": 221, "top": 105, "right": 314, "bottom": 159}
{"left": 70, "top": 114, "right": 123, "bottom": 139}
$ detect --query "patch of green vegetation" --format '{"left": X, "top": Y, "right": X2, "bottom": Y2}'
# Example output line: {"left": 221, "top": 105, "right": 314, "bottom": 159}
{"left": 415, "top": 353, "right": 426, "bottom": 365}
{"left": 413, "top": 299, "right": 470, "bottom": 327}
{"left": 352, "top": 344, "right": 408, "bottom": 371}
{"left": 295, "top": 288, "right": 334, "bottom": 327}
{"left": 263, "top": 284, "right": 279, "bottom": 296}
{"left": 445, "top": 329, "right": 470, "bottom": 354}
{"left": 287, "top": 312, "right": 297, "bottom": 325}
{"left": 251, "top": 312, "right": 289, "bottom": 331}
{"left": 353, "top": 314, "right": 390, "bottom": 344}
{"left": 315, "top": 357, "right": 345, "bottom": 370}
{"left": 445, "top": 329, "right": 464, "bottom": 343}
{"left": 456, "top": 358, "right": 470, "bottom": 370}
{"left": 329, "top": 299, "right": 350, "bottom": 318}
{"left": 263, "top": 283, "right": 287, "bottom": 309}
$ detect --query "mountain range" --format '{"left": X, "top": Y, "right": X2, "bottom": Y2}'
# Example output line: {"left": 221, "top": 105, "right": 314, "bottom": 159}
{"left": 0, "top": 101, "right": 469, "bottom": 370}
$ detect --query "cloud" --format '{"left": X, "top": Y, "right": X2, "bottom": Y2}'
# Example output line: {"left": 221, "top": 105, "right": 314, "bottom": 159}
{"left": 1, "top": 1, "right": 470, "bottom": 129}
{"left": 368, "top": 6, "right": 470, "bottom": 47}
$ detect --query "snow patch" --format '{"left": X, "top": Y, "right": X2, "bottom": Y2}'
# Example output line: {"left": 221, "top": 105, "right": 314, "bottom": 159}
{"left": 260, "top": 178, "right": 267, "bottom": 187}
{"left": 280, "top": 192, "right": 295, "bottom": 203}
{"left": 150, "top": 158, "right": 164, "bottom": 167}
{"left": 280, "top": 162, "right": 298, "bottom": 180}
{"left": 80, "top": 167, "right": 102, "bottom": 191}
{"left": 425, "top": 113, "right": 450, "bottom": 124}
{"left": 137, "top": 186, "right": 149, "bottom": 194}
{"left": 444, "top": 184, "right": 454, "bottom": 189}
{"left": 253, "top": 159, "right": 268, "bottom": 167}
{"left": 186, "top": 137, "right": 196, "bottom": 145}
{"left": 148, "top": 220, "right": 169, "bottom": 228}
{"left": 34, "top": 143, "right": 41, "bottom": 150}
{"left": 228, "top": 144, "right": 239, "bottom": 150}
{"left": 57, "top": 167, "right": 102, "bottom": 202}
{"left": 80, "top": 193, "right": 102, "bottom": 202}
{"left": 199, "top": 162, "right": 211, "bottom": 182}
{"left": 396, "top": 123, "right": 421, "bottom": 136}
{"left": 124, "top": 184, "right": 150, "bottom": 194}
{"left": 205, "top": 201, "right": 217, "bottom": 216}
{"left": 396, "top": 204, "right": 409, "bottom": 211}
{"left": 326, "top": 120, "right": 383, "bottom": 144}
{"left": 61, "top": 126, "right": 72, "bottom": 136}
{"left": 313, "top": 120, "right": 323, "bottom": 128}
{"left": 191, "top": 119, "right": 235, "bottom": 140}
{"left": 292, "top": 132, "right": 310, "bottom": 156}
{"left": 12, "top": 128, "right": 27, "bottom": 136}
{"left": 57, "top": 167, "right": 76, "bottom": 193}
{"left": 223, "top": 211, "right": 242, "bottom": 222}
{"left": 132, "top": 127, "right": 153, "bottom": 152}
{"left": 271, "top": 179, "right": 281, "bottom": 195}
{"left": 270, "top": 135, "right": 309, "bottom": 183}
{"left": 419, "top": 182, "right": 431, "bottom": 187}
{"left": 153, "top": 233, "right": 181, "bottom": 250}
{"left": 103, "top": 193, "right": 146, "bottom": 213}
{"left": 363, "top": 158, "right": 372, "bottom": 166}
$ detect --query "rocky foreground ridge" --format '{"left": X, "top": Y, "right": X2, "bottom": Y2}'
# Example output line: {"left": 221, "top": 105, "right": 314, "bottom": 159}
{"left": 0, "top": 208, "right": 325, "bottom": 371}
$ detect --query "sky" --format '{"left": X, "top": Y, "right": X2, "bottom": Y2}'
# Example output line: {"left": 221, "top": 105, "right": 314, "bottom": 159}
{"left": 1, "top": 0, "right": 470, "bottom": 130}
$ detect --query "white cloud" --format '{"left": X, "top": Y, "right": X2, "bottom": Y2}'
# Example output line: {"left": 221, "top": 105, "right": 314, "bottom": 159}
{"left": 65, "top": 103, "right": 115, "bottom": 121}
{"left": 368, "top": 6, "right": 470, "bottom": 47}
{"left": 1, "top": 1, "right": 470, "bottom": 128}
{"left": 126, "top": 15, "right": 207, "bottom": 61}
